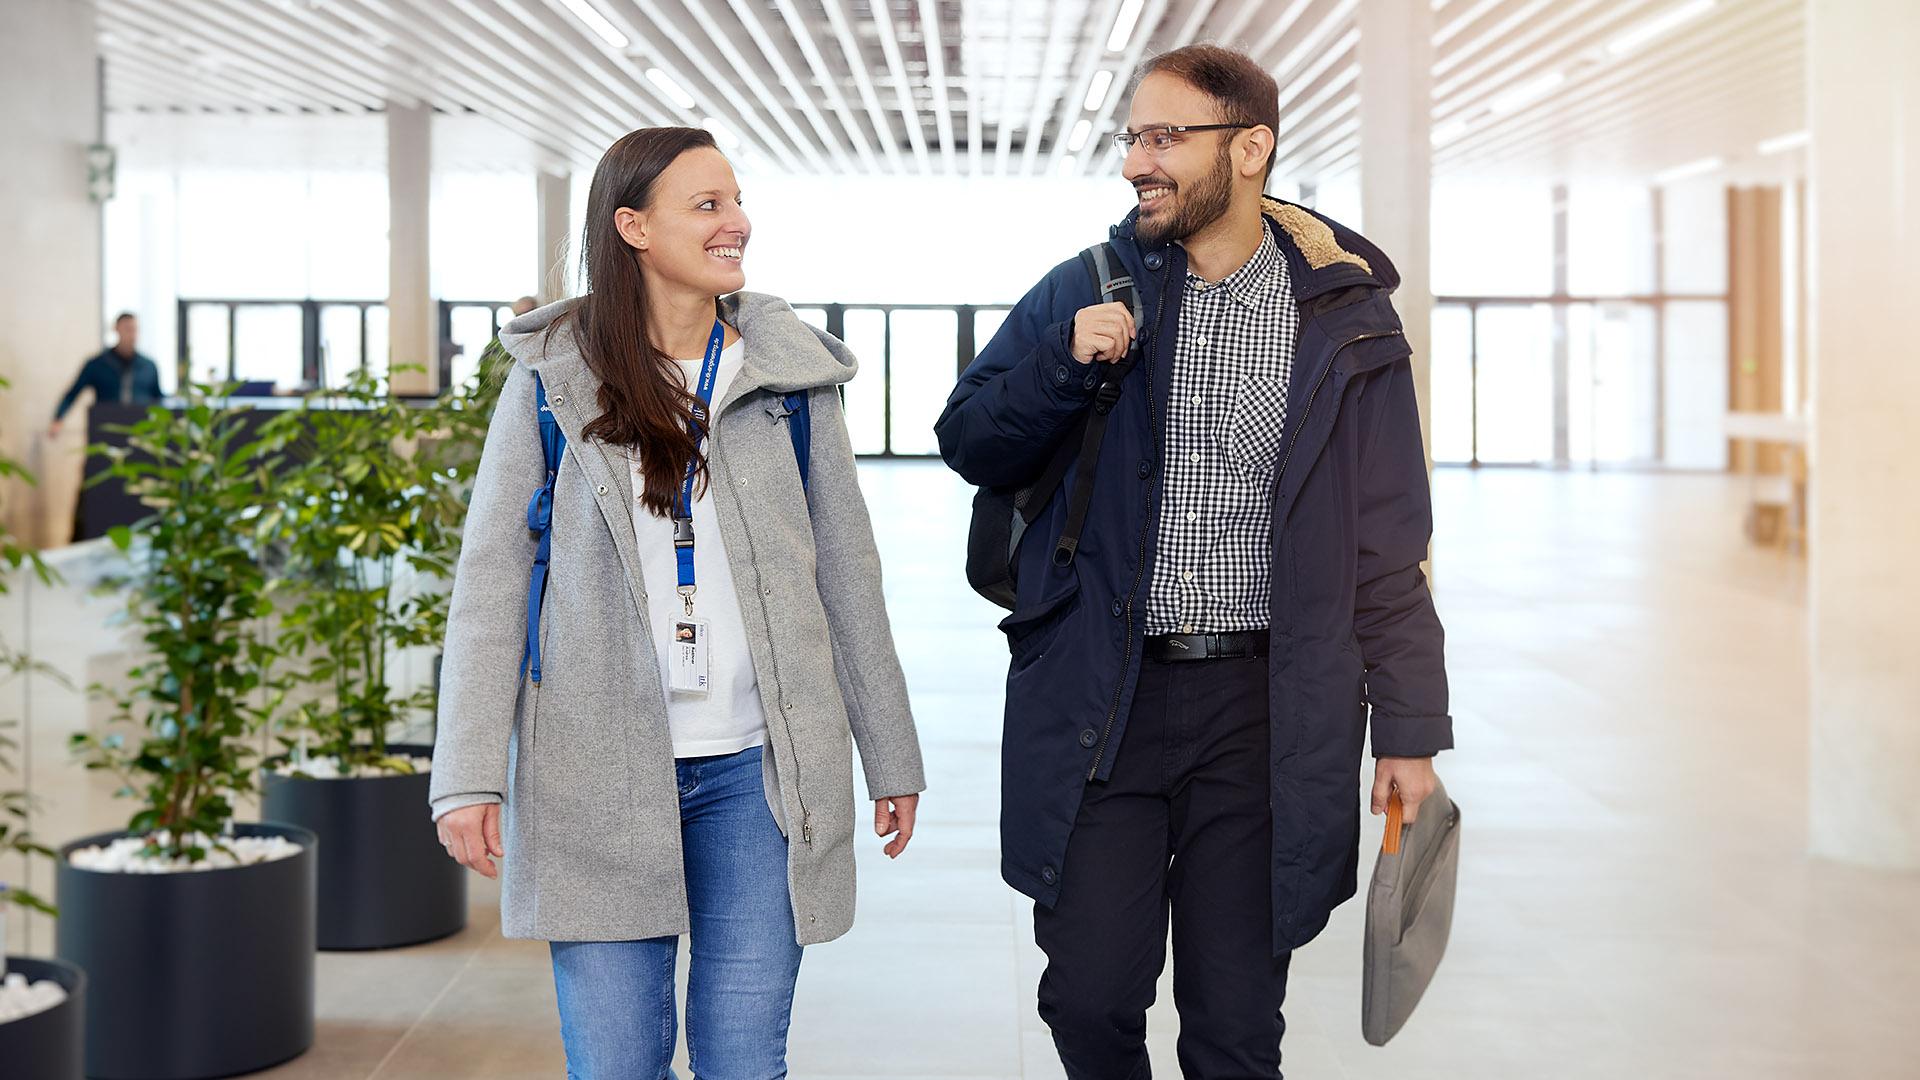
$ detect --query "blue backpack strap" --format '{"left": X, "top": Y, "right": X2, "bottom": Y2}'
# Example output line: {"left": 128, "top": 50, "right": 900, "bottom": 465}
{"left": 522, "top": 372, "right": 567, "bottom": 683}
{"left": 784, "top": 390, "right": 811, "bottom": 492}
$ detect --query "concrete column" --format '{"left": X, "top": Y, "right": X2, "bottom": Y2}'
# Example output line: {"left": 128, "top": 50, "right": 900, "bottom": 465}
{"left": 1357, "top": 0, "right": 1434, "bottom": 459}
{"left": 1806, "top": 0, "right": 1920, "bottom": 867}
{"left": 0, "top": 0, "right": 100, "bottom": 549}
{"left": 536, "top": 169, "right": 571, "bottom": 304}
{"left": 387, "top": 102, "right": 434, "bottom": 396}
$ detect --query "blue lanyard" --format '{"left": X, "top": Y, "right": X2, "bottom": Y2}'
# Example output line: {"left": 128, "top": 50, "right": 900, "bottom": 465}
{"left": 673, "top": 319, "right": 728, "bottom": 616}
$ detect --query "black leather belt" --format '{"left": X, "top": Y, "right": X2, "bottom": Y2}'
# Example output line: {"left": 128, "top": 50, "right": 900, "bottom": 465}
{"left": 1144, "top": 631, "right": 1270, "bottom": 662}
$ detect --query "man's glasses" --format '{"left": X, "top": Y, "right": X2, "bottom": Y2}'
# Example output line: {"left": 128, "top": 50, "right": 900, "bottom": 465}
{"left": 1111, "top": 123, "right": 1254, "bottom": 156}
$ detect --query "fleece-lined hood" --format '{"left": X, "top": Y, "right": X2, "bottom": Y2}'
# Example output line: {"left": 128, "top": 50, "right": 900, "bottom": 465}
{"left": 1111, "top": 195, "right": 1401, "bottom": 297}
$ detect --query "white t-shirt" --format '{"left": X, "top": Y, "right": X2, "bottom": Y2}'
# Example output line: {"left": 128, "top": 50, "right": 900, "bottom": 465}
{"left": 628, "top": 339, "right": 768, "bottom": 758}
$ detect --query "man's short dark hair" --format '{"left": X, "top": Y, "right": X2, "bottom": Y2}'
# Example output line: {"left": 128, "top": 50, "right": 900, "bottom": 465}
{"left": 1136, "top": 44, "right": 1281, "bottom": 182}
{"left": 113, "top": 311, "right": 137, "bottom": 326}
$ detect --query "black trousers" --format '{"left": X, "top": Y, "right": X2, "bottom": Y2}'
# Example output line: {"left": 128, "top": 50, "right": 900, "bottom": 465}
{"left": 1034, "top": 652, "right": 1291, "bottom": 1080}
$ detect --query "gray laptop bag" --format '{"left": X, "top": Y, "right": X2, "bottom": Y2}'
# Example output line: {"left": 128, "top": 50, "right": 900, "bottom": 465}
{"left": 1362, "top": 777, "right": 1462, "bottom": 1046}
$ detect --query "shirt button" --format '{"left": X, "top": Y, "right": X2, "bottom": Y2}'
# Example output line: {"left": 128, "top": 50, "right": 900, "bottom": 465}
{"left": 1189, "top": 451, "right": 1201, "bottom": 463}
{"left": 1181, "top": 570, "right": 1194, "bottom": 582}
{"left": 1181, "top": 624, "right": 1194, "bottom": 633}
{"left": 1185, "top": 510, "right": 1197, "bottom": 523}
{"left": 1079, "top": 729, "right": 1097, "bottom": 748}
{"left": 1191, "top": 394, "right": 1202, "bottom": 405}
{"left": 1196, "top": 336, "right": 1209, "bottom": 348}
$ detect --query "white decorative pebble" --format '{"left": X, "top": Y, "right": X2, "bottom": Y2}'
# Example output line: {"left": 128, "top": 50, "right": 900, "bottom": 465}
{"left": 67, "top": 832, "right": 304, "bottom": 874}
{"left": 270, "top": 754, "right": 433, "bottom": 779}
{"left": 0, "top": 975, "right": 68, "bottom": 1024}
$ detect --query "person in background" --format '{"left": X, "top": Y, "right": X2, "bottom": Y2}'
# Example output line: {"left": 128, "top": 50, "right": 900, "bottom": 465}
{"left": 48, "top": 312, "right": 163, "bottom": 438}
{"left": 469, "top": 295, "right": 540, "bottom": 413}
{"left": 936, "top": 44, "right": 1450, "bottom": 1078}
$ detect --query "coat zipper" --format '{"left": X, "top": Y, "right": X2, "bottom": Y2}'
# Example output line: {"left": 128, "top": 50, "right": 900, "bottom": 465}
{"left": 1088, "top": 264, "right": 1170, "bottom": 782}
{"left": 1271, "top": 329, "right": 1405, "bottom": 496}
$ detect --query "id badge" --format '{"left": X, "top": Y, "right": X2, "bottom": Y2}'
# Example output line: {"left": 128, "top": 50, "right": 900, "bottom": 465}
{"left": 670, "top": 617, "right": 710, "bottom": 695}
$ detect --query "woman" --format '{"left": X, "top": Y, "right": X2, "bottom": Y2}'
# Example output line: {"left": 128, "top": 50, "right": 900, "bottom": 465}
{"left": 430, "top": 126, "right": 926, "bottom": 1079}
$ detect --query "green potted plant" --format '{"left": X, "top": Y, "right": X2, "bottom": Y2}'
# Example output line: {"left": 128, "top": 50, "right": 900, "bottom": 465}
{"left": 0, "top": 377, "right": 84, "bottom": 1079}
{"left": 59, "top": 386, "right": 316, "bottom": 1080}
{"left": 256, "top": 363, "right": 470, "bottom": 949}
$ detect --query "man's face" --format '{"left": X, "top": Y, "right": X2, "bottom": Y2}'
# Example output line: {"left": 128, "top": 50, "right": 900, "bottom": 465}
{"left": 1122, "top": 72, "right": 1237, "bottom": 249}
{"left": 115, "top": 317, "right": 138, "bottom": 351}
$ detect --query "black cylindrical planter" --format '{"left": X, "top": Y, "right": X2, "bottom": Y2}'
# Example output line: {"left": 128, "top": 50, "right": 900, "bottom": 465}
{"left": 0, "top": 955, "right": 86, "bottom": 1080}
{"left": 56, "top": 823, "right": 316, "bottom": 1080}
{"left": 260, "top": 743, "right": 466, "bottom": 950}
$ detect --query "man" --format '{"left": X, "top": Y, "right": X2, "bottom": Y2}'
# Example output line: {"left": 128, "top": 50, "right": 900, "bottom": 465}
{"left": 935, "top": 45, "right": 1451, "bottom": 1077}
{"left": 49, "top": 312, "right": 164, "bottom": 438}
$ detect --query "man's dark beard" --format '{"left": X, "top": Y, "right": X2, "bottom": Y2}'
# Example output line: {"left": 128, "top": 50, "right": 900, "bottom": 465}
{"left": 1135, "top": 142, "right": 1234, "bottom": 248}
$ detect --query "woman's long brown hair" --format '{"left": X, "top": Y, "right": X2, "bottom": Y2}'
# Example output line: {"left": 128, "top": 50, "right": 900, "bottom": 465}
{"left": 552, "top": 126, "right": 719, "bottom": 517}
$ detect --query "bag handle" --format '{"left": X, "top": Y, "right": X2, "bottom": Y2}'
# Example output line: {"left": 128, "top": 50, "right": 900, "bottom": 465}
{"left": 1382, "top": 791, "right": 1405, "bottom": 855}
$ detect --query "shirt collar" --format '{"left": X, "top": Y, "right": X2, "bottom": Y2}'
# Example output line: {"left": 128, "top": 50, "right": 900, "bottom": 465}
{"left": 1184, "top": 223, "right": 1281, "bottom": 310}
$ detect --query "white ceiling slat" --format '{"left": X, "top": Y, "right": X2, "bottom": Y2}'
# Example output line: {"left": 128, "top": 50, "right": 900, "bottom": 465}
{"left": 1436, "top": 0, "right": 1578, "bottom": 79}
{"left": 1043, "top": 0, "right": 1125, "bottom": 174}
{"left": 764, "top": 0, "right": 872, "bottom": 172}
{"left": 1437, "top": 5, "right": 1800, "bottom": 169}
{"left": 1433, "top": 0, "right": 1522, "bottom": 53}
{"left": 720, "top": 0, "right": 844, "bottom": 174}
{"left": 1435, "top": 0, "right": 1663, "bottom": 114}
{"left": 193, "top": 0, "right": 425, "bottom": 111}
{"left": 868, "top": 0, "right": 934, "bottom": 174}
{"left": 1017, "top": 1, "right": 1082, "bottom": 176}
{"left": 1245, "top": 0, "right": 1316, "bottom": 61}
{"left": 819, "top": 0, "right": 908, "bottom": 172}
{"left": 1210, "top": 0, "right": 1273, "bottom": 52}
{"left": 614, "top": 0, "right": 825, "bottom": 171}
{"left": 1089, "top": 0, "right": 1206, "bottom": 176}
{"left": 1272, "top": 99, "right": 1357, "bottom": 178}
{"left": 991, "top": 4, "right": 1025, "bottom": 175}
{"left": 1266, "top": 0, "right": 1357, "bottom": 92}
{"left": 959, "top": 0, "right": 985, "bottom": 175}
{"left": 663, "top": 0, "right": 827, "bottom": 174}
{"left": 102, "top": 0, "right": 371, "bottom": 113}
{"left": 107, "top": 53, "right": 254, "bottom": 113}
{"left": 918, "top": 0, "right": 960, "bottom": 174}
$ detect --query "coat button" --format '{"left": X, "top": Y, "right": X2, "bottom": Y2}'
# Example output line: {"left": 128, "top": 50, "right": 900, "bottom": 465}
{"left": 1082, "top": 371, "right": 1097, "bottom": 389}
{"left": 552, "top": 394, "right": 565, "bottom": 405}
{"left": 1079, "top": 729, "right": 1097, "bottom": 748}
{"left": 1110, "top": 599, "right": 1122, "bottom": 617}
{"left": 1053, "top": 364, "right": 1070, "bottom": 384}
{"left": 1138, "top": 327, "right": 1151, "bottom": 345}
{"left": 1041, "top": 865, "right": 1057, "bottom": 885}
{"left": 1144, "top": 252, "right": 1163, "bottom": 270}
{"left": 1137, "top": 460, "right": 1150, "bottom": 478}
{"left": 595, "top": 484, "right": 607, "bottom": 495}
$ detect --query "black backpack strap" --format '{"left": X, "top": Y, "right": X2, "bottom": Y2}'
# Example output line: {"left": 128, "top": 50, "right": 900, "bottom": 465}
{"left": 1048, "top": 242, "right": 1142, "bottom": 566}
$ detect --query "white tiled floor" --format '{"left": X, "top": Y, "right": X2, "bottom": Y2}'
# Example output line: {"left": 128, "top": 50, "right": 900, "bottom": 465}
{"left": 6, "top": 463, "right": 1919, "bottom": 1078}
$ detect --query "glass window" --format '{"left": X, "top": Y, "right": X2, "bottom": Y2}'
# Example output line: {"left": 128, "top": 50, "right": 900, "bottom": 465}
{"left": 318, "top": 305, "right": 366, "bottom": 388}
{"left": 446, "top": 304, "right": 498, "bottom": 392}
{"left": 1568, "top": 184, "right": 1655, "bottom": 296}
{"left": 1432, "top": 181, "right": 1553, "bottom": 297}
{"left": 1429, "top": 305, "right": 1473, "bottom": 464}
{"left": 232, "top": 304, "right": 304, "bottom": 391}
{"left": 184, "top": 304, "right": 231, "bottom": 387}
{"left": 1661, "top": 179, "right": 1728, "bottom": 295}
{"left": 972, "top": 308, "right": 1010, "bottom": 359}
{"left": 792, "top": 307, "right": 829, "bottom": 331}
{"left": 1472, "top": 304, "right": 1554, "bottom": 464}
{"left": 1663, "top": 300, "right": 1729, "bottom": 469}
{"left": 432, "top": 172, "right": 538, "bottom": 301}
{"left": 840, "top": 309, "right": 887, "bottom": 455}
{"left": 886, "top": 309, "right": 957, "bottom": 456}
{"left": 1568, "top": 303, "right": 1658, "bottom": 465}
{"left": 364, "top": 306, "right": 390, "bottom": 389}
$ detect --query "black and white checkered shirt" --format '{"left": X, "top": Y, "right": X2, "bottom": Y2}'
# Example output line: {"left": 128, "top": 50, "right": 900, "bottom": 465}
{"left": 1146, "top": 223, "right": 1299, "bottom": 635}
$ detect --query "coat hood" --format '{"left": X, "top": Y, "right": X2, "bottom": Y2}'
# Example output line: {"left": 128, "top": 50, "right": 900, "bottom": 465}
{"left": 496, "top": 289, "right": 857, "bottom": 412}
{"left": 1112, "top": 196, "right": 1401, "bottom": 296}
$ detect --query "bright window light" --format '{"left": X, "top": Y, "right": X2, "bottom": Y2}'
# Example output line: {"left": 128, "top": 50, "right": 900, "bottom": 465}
{"left": 1067, "top": 118, "right": 1094, "bottom": 152}
{"left": 1107, "top": 0, "right": 1146, "bottom": 52}
{"left": 1488, "top": 70, "right": 1565, "bottom": 115}
{"left": 1084, "top": 69, "right": 1116, "bottom": 112}
{"left": 1607, "top": 0, "right": 1715, "bottom": 57}
{"left": 1056, "top": 154, "right": 1081, "bottom": 177}
{"left": 1654, "top": 156, "right": 1723, "bottom": 185}
{"left": 1757, "top": 130, "right": 1809, "bottom": 155}
{"left": 700, "top": 117, "right": 741, "bottom": 149}
{"left": 646, "top": 68, "right": 698, "bottom": 110}
{"left": 558, "top": 0, "right": 628, "bottom": 49}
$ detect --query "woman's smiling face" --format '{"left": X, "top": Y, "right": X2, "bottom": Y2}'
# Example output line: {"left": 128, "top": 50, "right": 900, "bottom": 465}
{"left": 616, "top": 146, "right": 751, "bottom": 296}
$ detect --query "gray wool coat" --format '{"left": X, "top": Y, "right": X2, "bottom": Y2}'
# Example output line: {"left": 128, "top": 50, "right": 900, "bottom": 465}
{"left": 428, "top": 291, "right": 926, "bottom": 946}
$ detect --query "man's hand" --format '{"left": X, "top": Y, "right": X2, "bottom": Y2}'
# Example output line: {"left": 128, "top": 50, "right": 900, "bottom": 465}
{"left": 436, "top": 802, "right": 504, "bottom": 879}
{"left": 1371, "top": 757, "right": 1438, "bottom": 823}
{"left": 874, "top": 794, "right": 919, "bottom": 859}
{"left": 1070, "top": 302, "right": 1136, "bottom": 365}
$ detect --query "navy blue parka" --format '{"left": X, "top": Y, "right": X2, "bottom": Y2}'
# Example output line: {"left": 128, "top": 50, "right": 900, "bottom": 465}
{"left": 935, "top": 197, "right": 1452, "bottom": 952}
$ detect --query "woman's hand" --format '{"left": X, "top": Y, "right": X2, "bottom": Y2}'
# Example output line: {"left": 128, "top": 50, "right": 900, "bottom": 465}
{"left": 437, "top": 802, "right": 504, "bottom": 879}
{"left": 874, "top": 794, "right": 919, "bottom": 859}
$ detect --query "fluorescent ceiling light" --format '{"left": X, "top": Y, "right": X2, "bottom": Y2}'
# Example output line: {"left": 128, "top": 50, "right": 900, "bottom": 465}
{"left": 700, "top": 117, "right": 741, "bottom": 149}
{"left": 557, "top": 0, "right": 628, "bottom": 50}
{"left": 1057, "top": 154, "right": 1080, "bottom": 177}
{"left": 1067, "top": 118, "right": 1094, "bottom": 152}
{"left": 1084, "top": 69, "right": 1116, "bottom": 112}
{"left": 1430, "top": 117, "right": 1470, "bottom": 147}
{"left": 1654, "top": 156, "right": 1722, "bottom": 184}
{"left": 1107, "top": 0, "right": 1146, "bottom": 52}
{"left": 1607, "top": 0, "right": 1715, "bottom": 57}
{"left": 1757, "top": 130, "right": 1809, "bottom": 155}
{"left": 646, "top": 68, "right": 697, "bottom": 110}
{"left": 1488, "top": 70, "right": 1565, "bottom": 115}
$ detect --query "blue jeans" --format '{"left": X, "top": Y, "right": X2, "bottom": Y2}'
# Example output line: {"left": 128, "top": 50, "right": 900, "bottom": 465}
{"left": 550, "top": 745, "right": 803, "bottom": 1080}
